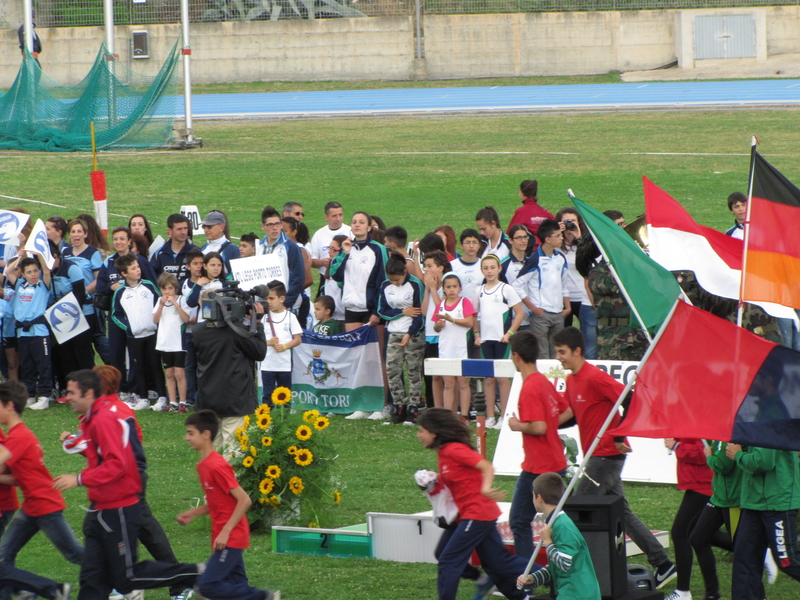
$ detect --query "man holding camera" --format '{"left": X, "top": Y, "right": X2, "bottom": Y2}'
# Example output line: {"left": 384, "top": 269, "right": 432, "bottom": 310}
{"left": 193, "top": 286, "right": 267, "bottom": 453}
{"left": 512, "top": 219, "right": 571, "bottom": 360}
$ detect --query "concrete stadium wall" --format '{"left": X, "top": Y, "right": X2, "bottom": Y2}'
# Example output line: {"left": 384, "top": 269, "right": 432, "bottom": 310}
{"left": 1, "top": 6, "right": 800, "bottom": 87}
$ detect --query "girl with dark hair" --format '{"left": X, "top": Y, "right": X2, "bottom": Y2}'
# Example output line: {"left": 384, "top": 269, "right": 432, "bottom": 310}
{"left": 575, "top": 234, "right": 600, "bottom": 359}
{"left": 417, "top": 407, "right": 532, "bottom": 600}
{"left": 282, "top": 217, "right": 314, "bottom": 327}
{"left": 501, "top": 224, "right": 531, "bottom": 332}
{"left": 475, "top": 206, "right": 511, "bottom": 261}
{"left": 555, "top": 207, "right": 587, "bottom": 327}
{"left": 421, "top": 251, "right": 451, "bottom": 410}
{"left": 76, "top": 213, "right": 111, "bottom": 255}
{"left": 46, "top": 216, "right": 69, "bottom": 251}
{"left": 128, "top": 214, "right": 154, "bottom": 248}
{"left": 131, "top": 232, "right": 150, "bottom": 259}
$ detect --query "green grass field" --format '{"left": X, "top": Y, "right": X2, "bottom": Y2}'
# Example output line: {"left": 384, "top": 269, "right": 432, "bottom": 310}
{"left": 2, "top": 106, "right": 800, "bottom": 598}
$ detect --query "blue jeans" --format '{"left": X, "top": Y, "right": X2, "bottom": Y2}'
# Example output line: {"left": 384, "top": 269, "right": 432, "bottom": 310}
{"left": 509, "top": 468, "right": 567, "bottom": 561}
{"left": 0, "top": 509, "right": 84, "bottom": 600}
{"left": 435, "top": 519, "right": 532, "bottom": 600}
{"left": 261, "top": 371, "right": 291, "bottom": 406}
{"left": 579, "top": 304, "right": 598, "bottom": 359}
{"left": 198, "top": 547, "right": 263, "bottom": 600}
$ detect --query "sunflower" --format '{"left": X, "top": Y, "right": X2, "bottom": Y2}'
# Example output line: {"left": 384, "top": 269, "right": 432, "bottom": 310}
{"left": 294, "top": 449, "right": 314, "bottom": 467}
{"left": 250, "top": 446, "right": 257, "bottom": 457}
{"left": 289, "top": 476, "right": 304, "bottom": 495}
{"left": 234, "top": 427, "right": 244, "bottom": 439}
{"left": 255, "top": 404, "right": 271, "bottom": 419}
{"left": 259, "top": 497, "right": 268, "bottom": 504}
{"left": 257, "top": 414, "right": 272, "bottom": 430}
{"left": 272, "top": 386, "right": 291, "bottom": 406}
{"left": 240, "top": 435, "right": 249, "bottom": 447}
{"left": 287, "top": 445, "right": 299, "bottom": 455}
{"left": 313, "top": 416, "right": 330, "bottom": 431}
{"left": 303, "top": 410, "right": 320, "bottom": 424}
{"left": 242, "top": 456, "right": 254, "bottom": 468}
{"left": 295, "top": 425, "right": 312, "bottom": 441}
{"left": 261, "top": 436, "right": 273, "bottom": 447}
{"left": 308, "top": 522, "right": 320, "bottom": 528}
{"left": 259, "top": 478, "right": 275, "bottom": 495}
{"left": 265, "top": 465, "right": 281, "bottom": 479}
{"left": 269, "top": 495, "right": 281, "bottom": 507}
{"left": 332, "top": 490, "right": 342, "bottom": 504}
{"left": 242, "top": 415, "right": 251, "bottom": 429}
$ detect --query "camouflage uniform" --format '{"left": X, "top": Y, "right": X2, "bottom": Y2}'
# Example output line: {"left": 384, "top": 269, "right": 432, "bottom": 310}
{"left": 386, "top": 332, "right": 426, "bottom": 407}
{"left": 725, "top": 303, "right": 783, "bottom": 344}
{"left": 588, "top": 261, "right": 647, "bottom": 361}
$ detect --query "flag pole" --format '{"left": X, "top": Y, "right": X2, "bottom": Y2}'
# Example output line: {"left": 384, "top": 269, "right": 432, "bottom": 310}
{"left": 738, "top": 136, "right": 758, "bottom": 327}
{"left": 568, "top": 190, "right": 653, "bottom": 344}
{"left": 518, "top": 297, "right": 682, "bottom": 585}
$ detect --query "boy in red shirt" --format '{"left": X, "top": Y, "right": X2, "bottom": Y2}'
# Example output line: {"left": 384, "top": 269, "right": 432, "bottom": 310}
{"left": 552, "top": 327, "right": 676, "bottom": 589}
{"left": 179, "top": 409, "right": 280, "bottom": 600}
{"left": 506, "top": 331, "right": 569, "bottom": 560}
{"left": 53, "top": 370, "right": 200, "bottom": 600}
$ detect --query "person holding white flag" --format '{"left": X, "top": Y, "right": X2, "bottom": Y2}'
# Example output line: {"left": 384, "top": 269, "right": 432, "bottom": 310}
{"left": 2, "top": 250, "right": 51, "bottom": 409}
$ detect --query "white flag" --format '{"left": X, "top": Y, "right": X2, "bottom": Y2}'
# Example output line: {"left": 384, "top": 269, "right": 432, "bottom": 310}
{"left": 24, "top": 219, "right": 55, "bottom": 269}
{"left": 46, "top": 293, "right": 89, "bottom": 344}
{"left": 0, "top": 210, "right": 30, "bottom": 246}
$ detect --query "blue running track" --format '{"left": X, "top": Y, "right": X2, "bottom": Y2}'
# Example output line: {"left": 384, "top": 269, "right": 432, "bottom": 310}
{"left": 175, "top": 79, "right": 800, "bottom": 119}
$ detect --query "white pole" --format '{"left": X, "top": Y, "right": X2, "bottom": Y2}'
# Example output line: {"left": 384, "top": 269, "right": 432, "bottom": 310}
{"left": 104, "top": 0, "right": 115, "bottom": 54}
{"left": 181, "top": 0, "right": 193, "bottom": 135}
{"left": 519, "top": 298, "right": 681, "bottom": 583}
{"left": 738, "top": 136, "right": 758, "bottom": 327}
{"left": 22, "top": 0, "right": 33, "bottom": 54}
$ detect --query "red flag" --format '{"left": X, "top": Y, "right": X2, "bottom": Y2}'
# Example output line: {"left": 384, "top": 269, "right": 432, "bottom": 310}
{"left": 744, "top": 152, "right": 800, "bottom": 309}
{"left": 610, "top": 301, "right": 800, "bottom": 451}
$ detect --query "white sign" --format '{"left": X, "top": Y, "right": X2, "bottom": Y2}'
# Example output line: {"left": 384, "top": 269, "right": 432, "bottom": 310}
{"left": 45, "top": 293, "right": 89, "bottom": 344}
{"left": 0, "top": 210, "right": 30, "bottom": 246}
{"left": 229, "top": 254, "right": 286, "bottom": 290}
{"left": 24, "top": 219, "right": 55, "bottom": 269}
{"left": 148, "top": 234, "right": 165, "bottom": 258}
{"left": 493, "top": 359, "right": 678, "bottom": 485}
{"left": 180, "top": 205, "right": 203, "bottom": 236}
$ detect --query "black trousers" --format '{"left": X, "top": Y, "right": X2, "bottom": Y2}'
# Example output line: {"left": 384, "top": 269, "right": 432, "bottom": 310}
{"left": 78, "top": 502, "right": 199, "bottom": 600}
{"left": 688, "top": 501, "right": 734, "bottom": 597}
{"left": 17, "top": 336, "right": 52, "bottom": 398}
{"left": 127, "top": 335, "right": 165, "bottom": 399}
{"left": 671, "top": 489, "right": 711, "bottom": 591}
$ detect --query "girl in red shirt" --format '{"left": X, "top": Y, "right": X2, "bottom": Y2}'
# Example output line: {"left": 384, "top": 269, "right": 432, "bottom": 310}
{"left": 417, "top": 408, "right": 533, "bottom": 600}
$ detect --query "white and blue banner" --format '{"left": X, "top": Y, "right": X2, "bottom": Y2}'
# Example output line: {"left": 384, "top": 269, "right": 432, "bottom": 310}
{"left": 291, "top": 325, "right": 384, "bottom": 414}
{"left": 229, "top": 254, "right": 286, "bottom": 290}
{"left": 24, "top": 219, "right": 55, "bottom": 269}
{"left": 0, "top": 210, "right": 30, "bottom": 247}
{"left": 45, "top": 293, "right": 89, "bottom": 344}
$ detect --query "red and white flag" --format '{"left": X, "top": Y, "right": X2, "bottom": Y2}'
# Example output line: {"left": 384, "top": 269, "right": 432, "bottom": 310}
{"left": 643, "top": 176, "right": 796, "bottom": 321}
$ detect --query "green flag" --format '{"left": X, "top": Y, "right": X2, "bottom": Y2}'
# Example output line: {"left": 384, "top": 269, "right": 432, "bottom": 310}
{"left": 571, "top": 194, "right": 682, "bottom": 336}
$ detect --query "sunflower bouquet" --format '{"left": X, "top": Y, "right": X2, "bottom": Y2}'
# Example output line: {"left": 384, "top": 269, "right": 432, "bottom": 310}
{"left": 232, "top": 387, "right": 342, "bottom": 528}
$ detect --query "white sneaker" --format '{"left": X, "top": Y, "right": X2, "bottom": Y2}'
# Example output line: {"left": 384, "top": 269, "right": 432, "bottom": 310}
{"left": 493, "top": 417, "right": 504, "bottom": 430}
{"left": 765, "top": 548, "right": 779, "bottom": 584}
{"left": 132, "top": 397, "right": 151, "bottom": 411}
{"left": 664, "top": 591, "right": 691, "bottom": 600}
{"left": 344, "top": 410, "right": 370, "bottom": 420}
{"left": 485, "top": 417, "right": 496, "bottom": 428}
{"left": 26, "top": 397, "right": 36, "bottom": 407}
{"left": 29, "top": 397, "right": 50, "bottom": 410}
{"left": 368, "top": 410, "right": 387, "bottom": 420}
{"left": 151, "top": 397, "right": 168, "bottom": 412}
{"left": 108, "top": 592, "right": 124, "bottom": 600}
{"left": 119, "top": 392, "right": 131, "bottom": 402}
{"left": 147, "top": 390, "right": 158, "bottom": 401}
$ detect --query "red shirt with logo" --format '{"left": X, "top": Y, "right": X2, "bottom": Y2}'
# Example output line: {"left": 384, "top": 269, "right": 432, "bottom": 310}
{"left": 565, "top": 362, "right": 627, "bottom": 457}
{"left": 5, "top": 423, "right": 66, "bottom": 517}
{"left": 438, "top": 442, "right": 500, "bottom": 522}
{"left": 0, "top": 429, "right": 20, "bottom": 514}
{"left": 518, "top": 372, "right": 569, "bottom": 474}
{"left": 197, "top": 451, "right": 249, "bottom": 549}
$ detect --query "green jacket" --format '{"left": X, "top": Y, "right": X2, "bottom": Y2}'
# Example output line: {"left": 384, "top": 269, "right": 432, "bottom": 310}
{"left": 707, "top": 441, "right": 742, "bottom": 508}
{"left": 735, "top": 446, "right": 800, "bottom": 511}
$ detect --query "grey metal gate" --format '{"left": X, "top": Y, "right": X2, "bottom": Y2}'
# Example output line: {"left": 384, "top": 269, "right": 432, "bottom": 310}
{"left": 694, "top": 14, "right": 756, "bottom": 59}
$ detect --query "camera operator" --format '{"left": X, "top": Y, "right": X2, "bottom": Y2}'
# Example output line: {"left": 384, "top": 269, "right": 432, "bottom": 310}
{"left": 193, "top": 284, "right": 267, "bottom": 453}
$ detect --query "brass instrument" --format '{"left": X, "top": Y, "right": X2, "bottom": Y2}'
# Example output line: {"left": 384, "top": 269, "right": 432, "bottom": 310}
{"left": 625, "top": 215, "right": 649, "bottom": 251}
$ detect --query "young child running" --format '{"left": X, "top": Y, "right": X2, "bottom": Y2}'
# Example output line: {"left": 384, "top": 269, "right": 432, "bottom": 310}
{"left": 517, "top": 473, "right": 601, "bottom": 600}
{"left": 417, "top": 408, "right": 531, "bottom": 600}
{"left": 475, "top": 254, "right": 524, "bottom": 429}
{"left": 153, "top": 273, "right": 191, "bottom": 413}
{"left": 432, "top": 273, "right": 475, "bottom": 417}
{"left": 312, "top": 295, "right": 343, "bottom": 336}
{"left": 179, "top": 409, "right": 280, "bottom": 600}
{"left": 377, "top": 252, "right": 425, "bottom": 425}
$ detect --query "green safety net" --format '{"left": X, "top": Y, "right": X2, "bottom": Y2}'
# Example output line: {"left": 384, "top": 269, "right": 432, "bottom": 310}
{"left": 0, "top": 38, "right": 182, "bottom": 152}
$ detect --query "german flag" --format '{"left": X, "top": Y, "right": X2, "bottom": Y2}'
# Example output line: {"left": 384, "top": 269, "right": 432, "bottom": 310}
{"left": 743, "top": 152, "right": 800, "bottom": 309}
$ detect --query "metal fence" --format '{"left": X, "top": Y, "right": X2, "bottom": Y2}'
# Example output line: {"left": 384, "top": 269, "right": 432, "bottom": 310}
{"left": 32, "top": 0, "right": 800, "bottom": 26}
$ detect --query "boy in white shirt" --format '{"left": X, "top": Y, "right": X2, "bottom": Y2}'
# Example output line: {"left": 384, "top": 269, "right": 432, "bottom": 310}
{"left": 260, "top": 280, "right": 302, "bottom": 406}
{"left": 153, "top": 273, "right": 191, "bottom": 413}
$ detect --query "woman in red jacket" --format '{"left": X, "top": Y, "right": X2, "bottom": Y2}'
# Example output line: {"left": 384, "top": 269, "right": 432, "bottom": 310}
{"left": 663, "top": 438, "right": 714, "bottom": 600}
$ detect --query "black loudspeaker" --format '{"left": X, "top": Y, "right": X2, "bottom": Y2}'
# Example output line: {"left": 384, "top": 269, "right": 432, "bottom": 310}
{"left": 564, "top": 495, "right": 627, "bottom": 600}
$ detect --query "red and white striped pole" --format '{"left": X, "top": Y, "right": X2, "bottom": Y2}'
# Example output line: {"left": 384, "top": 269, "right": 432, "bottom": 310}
{"left": 90, "top": 122, "right": 108, "bottom": 235}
